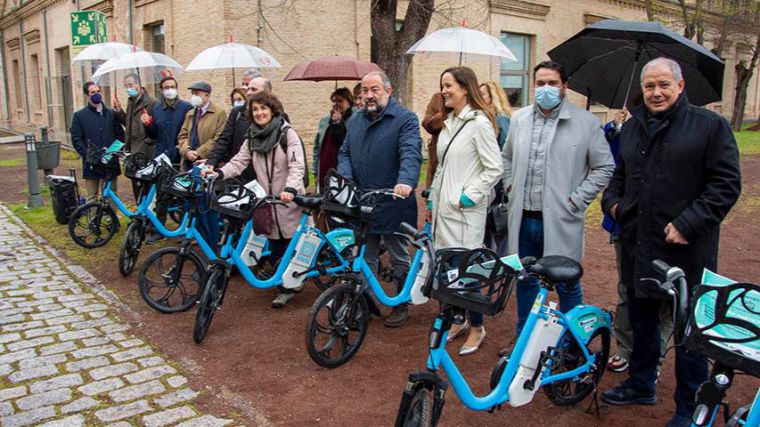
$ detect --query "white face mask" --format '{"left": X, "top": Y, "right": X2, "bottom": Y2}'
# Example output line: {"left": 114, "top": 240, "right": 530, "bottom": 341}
{"left": 163, "top": 88, "right": 178, "bottom": 100}
{"left": 190, "top": 95, "right": 203, "bottom": 108}
{"left": 233, "top": 100, "right": 246, "bottom": 108}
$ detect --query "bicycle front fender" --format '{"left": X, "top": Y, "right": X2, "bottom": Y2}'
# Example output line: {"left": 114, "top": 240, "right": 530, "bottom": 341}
{"left": 562, "top": 305, "right": 613, "bottom": 345}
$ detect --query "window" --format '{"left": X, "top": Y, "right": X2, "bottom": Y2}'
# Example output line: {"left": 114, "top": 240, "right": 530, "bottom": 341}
{"left": 145, "top": 22, "right": 165, "bottom": 53}
{"left": 12, "top": 59, "right": 22, "bottom": 110}
{"left": 500, "top": 32, "right": 531, "bottom": 108}
{"left": 30, "top": 54, "right": 42, "bottom": 111}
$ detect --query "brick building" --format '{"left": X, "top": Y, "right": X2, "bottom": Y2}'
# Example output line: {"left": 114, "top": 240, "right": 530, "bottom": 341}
{"left": 0, "top": 0, "right": 758, "bottom": 149}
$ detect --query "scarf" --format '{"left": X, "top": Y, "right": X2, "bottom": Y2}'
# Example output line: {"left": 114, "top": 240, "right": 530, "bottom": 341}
{"left": 247, "top": 115, "right": 283, "bottom": 154}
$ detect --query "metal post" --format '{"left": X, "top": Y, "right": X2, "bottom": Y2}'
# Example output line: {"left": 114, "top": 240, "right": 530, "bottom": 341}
{"left": 40, "top": 126, "right": 53, "bottom": 176}
{"left": 25, "top": 132, "right": 45, "bottom": 208}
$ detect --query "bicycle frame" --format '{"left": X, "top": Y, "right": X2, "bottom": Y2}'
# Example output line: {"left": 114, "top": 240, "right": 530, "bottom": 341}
{"left": 739, "top": 389, "right": 760, "bottom": 427}
{"left": 135, "top": 184, "right": 190, "bottom": 238}
{"left": 181, "top": 217, "right": 221, "bottom": 261}
{"left": 101, "top": 179, "right": 137, "bottom": 218}
{"left": 425, "top": 286, "right": 611, "bottom": 411}
{"left": 352, "top": 222, "right": 432, "bottom": 307}
{"left": 217, "top": 213, "right": 349, "bottom": 289}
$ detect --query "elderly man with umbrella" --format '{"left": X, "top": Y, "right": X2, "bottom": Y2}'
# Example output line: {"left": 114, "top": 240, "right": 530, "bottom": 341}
{"left": 600, "top": 57, "right": 741, "bottom": 427}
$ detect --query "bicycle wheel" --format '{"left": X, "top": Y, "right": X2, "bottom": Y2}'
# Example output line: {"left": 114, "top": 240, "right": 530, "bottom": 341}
{"left": 305, "top": 280, "right": 369, "bottom": 368}
{"left": 542, "top": 327, "right": 610, "bottom": 406}
{"left": 138, "top": 246, "right": 205, "bottom": 313}
{"left": 68, "top": 202, "right": 119, "bottom": 249}
{"left": 193, "top": 265, "right": 229, "bottom": 344}
{"left": 119, "top": 220, "right": 144, "bottom": 277}
{"left": 400, "top": 387, "right": 434, "bottom": 427}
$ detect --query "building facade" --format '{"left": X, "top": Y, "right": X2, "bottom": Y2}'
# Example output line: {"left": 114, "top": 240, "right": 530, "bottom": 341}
{"left": 0, "top": 0, "right": 758, "bottom": 148}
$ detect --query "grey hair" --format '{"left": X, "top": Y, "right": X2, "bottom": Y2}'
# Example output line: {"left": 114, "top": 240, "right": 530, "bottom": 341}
{"left": 123, "top": 73, "right": 141, "bottom": 86}
{"left": 640, "top": 57, "right": 683, "bottom": 83}
{"left": 362, "top": 70, "right": 392, "bottom": 90}
{"left": 242, "top": 68, "right": 263, "bottom": 79}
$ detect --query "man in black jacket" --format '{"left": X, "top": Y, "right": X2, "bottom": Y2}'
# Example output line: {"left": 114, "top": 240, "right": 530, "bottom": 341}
{"left": 601, "top": 57, "right": 742, "bottom": 427}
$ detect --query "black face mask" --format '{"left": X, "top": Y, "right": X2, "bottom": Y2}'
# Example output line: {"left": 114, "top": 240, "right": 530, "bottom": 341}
{"left": 90, "top": 93, "right": 103, "bottom": 104}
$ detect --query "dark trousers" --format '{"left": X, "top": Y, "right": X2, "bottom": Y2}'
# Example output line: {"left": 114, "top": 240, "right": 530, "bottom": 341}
{"left": 626, "top": 284, "right": 708, "bottom": 417}
{"left": 131, "top": 179, "right": 146, "bottom": 203}
{"left": 267, "top": 238, "right": 293, "bottom": 295}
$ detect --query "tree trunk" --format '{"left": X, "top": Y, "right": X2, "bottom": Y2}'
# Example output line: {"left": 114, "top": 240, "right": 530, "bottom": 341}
{"left": 678, "top": 0, "right": 695, "bottom": 39}
{"left": 370, "top": 0, "right": 435, "bottom": 105}
{"left": 731, "top": 29, "right": 760, "bottom": 131}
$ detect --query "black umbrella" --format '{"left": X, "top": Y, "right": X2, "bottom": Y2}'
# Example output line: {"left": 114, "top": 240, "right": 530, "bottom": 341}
{"left": 547, "top": 19, "right": 724, "bottom": 108}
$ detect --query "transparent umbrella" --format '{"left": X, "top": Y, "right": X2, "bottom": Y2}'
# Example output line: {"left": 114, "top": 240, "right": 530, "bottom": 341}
{"left": 185, "top": 37, "right": 280, "bottom": 85}
{"left": 91, "top": 51, "right": 184, "bottom": 86}
{"left": 406, "top": 26, "right": 517, "bottom": 65}
{"left": 72, "top": 41, "right": 143, "bottom": 63}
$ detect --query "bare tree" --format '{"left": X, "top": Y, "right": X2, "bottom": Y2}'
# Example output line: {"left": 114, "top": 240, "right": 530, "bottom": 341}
{"left": 370, "top": 0, "right": 436, "bottom": 104}
{"left": 678, "top": 0, "right": 706, "bottom": 43}
{"left": 731, "top": 29, "right": 760, "bottom": 130}
{"left": 645, "top": 0, "right": 657, "bottom": 21}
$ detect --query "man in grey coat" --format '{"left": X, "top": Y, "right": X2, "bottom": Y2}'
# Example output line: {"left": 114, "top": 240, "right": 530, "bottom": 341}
{"left": 500, "top": 61, "right": 614, "bottom": 342}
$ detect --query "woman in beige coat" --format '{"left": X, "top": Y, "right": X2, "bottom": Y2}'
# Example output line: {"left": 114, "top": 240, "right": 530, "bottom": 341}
{"left": 204, "top": 91, "right": 306, "bottom": 308}
{"left": 430, "top": 66, "right": 503, "bottom": 356}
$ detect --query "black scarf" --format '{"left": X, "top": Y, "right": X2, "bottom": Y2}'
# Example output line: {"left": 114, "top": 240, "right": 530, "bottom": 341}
{"left": 247, "top": 115, "right": 283, "bottom": 154}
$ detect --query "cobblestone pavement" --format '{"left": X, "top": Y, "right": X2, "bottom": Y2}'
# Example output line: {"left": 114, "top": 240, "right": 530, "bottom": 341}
{"left": 0, "top": 204, "right": 237, "bottom": 427}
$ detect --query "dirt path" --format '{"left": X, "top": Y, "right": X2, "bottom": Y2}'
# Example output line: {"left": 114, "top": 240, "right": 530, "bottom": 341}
{"left": 0, "top": 142, "right": 758, "bottom": 426}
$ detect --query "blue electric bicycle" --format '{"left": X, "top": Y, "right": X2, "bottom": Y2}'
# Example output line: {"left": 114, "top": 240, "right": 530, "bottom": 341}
{"left": 646, "top": 260, "right": 759, "bottom": 427}
{"left": 117, "top": 154, "right": 191, "bottom": 276}
{"left": 192, "top": 176, "right": 354, "bottom": 343}
{"left": 304, "top": 173, "right": 434, "bottom": 368}
{"left": 137, "top": 170, "right": 226, "bottom": 313}
{"left": 395, "top": 252, "right": 612, "bottom": 426}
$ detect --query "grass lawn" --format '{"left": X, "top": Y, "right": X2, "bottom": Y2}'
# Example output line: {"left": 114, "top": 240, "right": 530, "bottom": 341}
{"left": 735, "top": 123, "right": 760, "bottom": 155}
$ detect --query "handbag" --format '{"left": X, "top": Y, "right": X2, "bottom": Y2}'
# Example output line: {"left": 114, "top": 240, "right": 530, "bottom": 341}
{"left": 252, "top": 147, "right": 278, "bottom": 236}
{"left": 487, "top": 190, "right": 509, "bottom": 236}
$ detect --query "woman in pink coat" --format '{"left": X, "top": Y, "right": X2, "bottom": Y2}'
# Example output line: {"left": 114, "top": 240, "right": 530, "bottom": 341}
{"left": 204, "top": 91, "right": 306, "bottom": 308}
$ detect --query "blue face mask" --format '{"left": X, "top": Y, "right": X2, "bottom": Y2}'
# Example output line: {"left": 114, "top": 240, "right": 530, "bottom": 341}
{"left": 90, "top": 93, "right": 103, "bottom": 104}
{"left": 534, "top": 85, "right": 562, "bottom": 110}
{"left": 126, "top": 88, "right": 139, "bottom": 98}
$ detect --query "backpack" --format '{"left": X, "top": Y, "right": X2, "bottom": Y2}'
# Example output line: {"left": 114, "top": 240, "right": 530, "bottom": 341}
{"left": 277, "top": 125, "right": 310, "bottom": 189}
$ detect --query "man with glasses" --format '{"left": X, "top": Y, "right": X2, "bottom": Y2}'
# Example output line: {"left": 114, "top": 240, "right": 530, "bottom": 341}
{"left": 113, "top": 73, "right": 158, "bottom": 201}
{"left": 338, "top": 71, "right": 423, "bottom": 327}
{"left": 500, "top": 60, "right": 614, "bottom": 341}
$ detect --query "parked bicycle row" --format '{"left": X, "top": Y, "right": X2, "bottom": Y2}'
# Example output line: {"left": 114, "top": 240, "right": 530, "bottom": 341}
{"left": 59, "top": 140, "right": 759, "bottom": 426}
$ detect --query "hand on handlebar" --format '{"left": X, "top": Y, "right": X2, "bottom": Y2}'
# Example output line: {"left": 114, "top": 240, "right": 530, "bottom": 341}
{"left": 393, "top": 184, "right": 412, "bottom": 199}
{"left": 279, "top": 191, "right": 294, "bottom": 203}
{"left": 200, "top": 165, "right": 217, "bottom": 179}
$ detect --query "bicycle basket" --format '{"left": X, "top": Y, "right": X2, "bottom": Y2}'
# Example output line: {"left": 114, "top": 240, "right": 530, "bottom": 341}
{"left": 427, "top": 248, "right": 518, "bottom": 317}
{"left": 321, "top": 169, "right": 361, "bottom": 218}
{"left": 209, "top": 179, "right": 256, "bottom": 219}
{"left": 123, "top": 153, "right": 152, "bottom": 181}
{"left": 163, "top": 172, "right": 202, "bottom": 199}
{"left": 684, "top": 281, "right": 760, "bottom": 377}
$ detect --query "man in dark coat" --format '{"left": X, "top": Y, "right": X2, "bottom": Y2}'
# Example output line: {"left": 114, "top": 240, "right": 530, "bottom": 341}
{"left": 71, "top": 82, "right": 125, "bottom": 206}
{"left": 113, "top": 73, "right": 158, "bottom": 201}
{"left": 141, "top": 75, "right": 193, "bottom": 243}
{"left": 338, "top": 70, "right": 423, "bottom": 327}
{"left": 601, "top": 57, "right": 741, "bottom": 427}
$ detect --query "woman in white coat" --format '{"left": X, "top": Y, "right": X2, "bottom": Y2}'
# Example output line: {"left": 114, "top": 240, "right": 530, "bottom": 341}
{"left": 430, "top": 66, "right": 503, "bottom": 355}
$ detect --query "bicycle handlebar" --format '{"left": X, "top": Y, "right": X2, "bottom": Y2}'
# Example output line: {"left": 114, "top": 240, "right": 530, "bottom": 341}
{"left": 650, "top": 259, "right": 689, "bottom": 344}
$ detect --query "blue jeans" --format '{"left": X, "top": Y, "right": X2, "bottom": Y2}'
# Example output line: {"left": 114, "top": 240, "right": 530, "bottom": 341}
{"left": 515, "top": 217, "right": 583, "bottom": 334}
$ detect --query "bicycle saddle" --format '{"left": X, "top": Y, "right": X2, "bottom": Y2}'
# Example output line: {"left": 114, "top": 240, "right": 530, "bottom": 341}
{"left": 529, "top": 255, "right": 583, "bottom": 284}
{"left": 294, "top": 194, "right": 323, "bottom": 209}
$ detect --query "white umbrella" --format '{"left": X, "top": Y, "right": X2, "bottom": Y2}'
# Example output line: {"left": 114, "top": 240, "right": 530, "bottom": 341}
{"left": 92, "top": 51, "right": 184, "bottom": 86}
{"left": 185, "top": 39, "right": 280, "bottom": 86}
{"left": 186, "top": 42, "right": 281, "bottom": 71}
{"left": 406, "top": 26, "right": 518, "bottom": 64}
{"left": 72, "top": 42, "right": 143, "bottom": 63}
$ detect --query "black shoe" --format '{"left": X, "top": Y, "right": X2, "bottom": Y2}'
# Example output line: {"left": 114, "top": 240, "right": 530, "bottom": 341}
{"left": 145, "top": 232, "right": 165, "bottom": 245}
{"left": 384, "top": 304, "right": 409, "bottom": 328}
{"left": 665, "top": 414, "right": 691, "bottom": 427}
{"left": 601, "top": 383, "right": 656, "bottom": 406}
